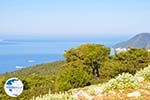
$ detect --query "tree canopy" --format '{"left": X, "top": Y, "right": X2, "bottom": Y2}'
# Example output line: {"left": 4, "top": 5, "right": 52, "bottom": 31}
{"left": 64, "top": 44, "right": 110, "bottom": 77}
{"left": 113, "top": 48, "right": 150, "bottom": 74}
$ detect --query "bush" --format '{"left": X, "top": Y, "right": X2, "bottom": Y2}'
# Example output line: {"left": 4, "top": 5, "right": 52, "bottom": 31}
{"left": 54, "top": 61, "right": 92, "bottom": 92}
{"left": 112, "top": 48, "right": 150, "bottom": 74}
{"left": 102, "top": 73, "right": 139, "bottom": 91}
{"left": 99, "top": 48, "right": 150, "bottom": 83}
{"left": 99, "top": 60, "right": 125, "bottom": 82}
{"left": 135, "top": 65, "right": 150, "bottom": 80}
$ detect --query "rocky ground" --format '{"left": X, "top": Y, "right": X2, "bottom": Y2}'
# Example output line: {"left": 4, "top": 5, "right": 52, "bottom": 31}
{"left": 71, "top": 78, "right": 150, "bottom": 100}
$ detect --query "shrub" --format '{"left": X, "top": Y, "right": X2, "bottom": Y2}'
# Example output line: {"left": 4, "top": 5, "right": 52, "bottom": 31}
{"left": 99, "top": 48, "right": 150, "bottom": 83}
{"left": 102, "top": 73, "right": 139, "bottom": 91}
{"left": 113, "top": 48, "right": 150, "bottom": 74}
{"left": 135, "top": 65, "right": 150, "bottom": 80}
{"left": 54, "top": 61, "right": 92, "bottom": 92}
{"left": 100, "top": 60, "right": 125, "bottom": 82}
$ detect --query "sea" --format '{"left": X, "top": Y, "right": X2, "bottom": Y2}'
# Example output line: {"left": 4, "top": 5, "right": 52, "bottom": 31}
{"left": 0, "top": 41, "right": 115, "bottom": 74}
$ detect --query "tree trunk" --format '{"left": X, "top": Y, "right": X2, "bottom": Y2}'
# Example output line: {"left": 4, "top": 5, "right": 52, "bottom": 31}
{"left": 93, "top": 62, "right": 100, "bottom": 78}
{"left": 95, "top": 64, "right": 100, "bottom": 77}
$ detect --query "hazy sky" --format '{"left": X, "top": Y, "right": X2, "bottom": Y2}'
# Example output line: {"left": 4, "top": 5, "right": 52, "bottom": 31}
{"left": 0, "top": 0, "right": 150, "bottom": 39}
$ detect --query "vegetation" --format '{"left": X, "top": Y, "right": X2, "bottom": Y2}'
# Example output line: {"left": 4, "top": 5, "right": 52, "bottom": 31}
{"left": 55, "top": 45, "right": 149, "bottom": 92}
{"left": 31, "top": 65, "right": 150, "bottom": 100}
{"left": 113, "top": 48, "right": 149, "bottom": 74}
{"left": 55, "top": 44, "right": 110, "bottom": 91}
{"left": 64, "top": 44, "right": 110, "bottom": 77}
{"left": 54, "top": 61, "right": 93, "bottom": 92}
{"left": 31, "top": 92, "right": 76, "bottom": 100}
{"left": 100, "top": 47, "right": 150, "bottom": 82}
{"left": 0, "top": 61, "right": 64, "bottom": 77}
{"left": 135, "top": 66, "right": 150, "bottom": 80}
{"left": 0, "top": 43, "right": 149, "bottom": 99}
{"left": 101, "top": 73, "right": 139, "bottom": 91}
{"left": 0, "top": 61, "right": 64, "bottom": 100}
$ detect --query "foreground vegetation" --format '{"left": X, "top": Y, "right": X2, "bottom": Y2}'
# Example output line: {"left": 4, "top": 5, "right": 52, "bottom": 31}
{"left": 31, "top": 65, "right": 150, "bottom": 100}
{"left": 0, "top": 43, "right": 149, "bottom": 99}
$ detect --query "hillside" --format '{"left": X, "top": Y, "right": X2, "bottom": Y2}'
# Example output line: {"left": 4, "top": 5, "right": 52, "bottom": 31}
{"left": 0, "top": 60, "right": 64, "bottom": 77}
{"left": 113, "top": 33, "right": 150, "bottom": 49}
{"left": 0, "top": 61, "right": 64, "bottom": 100}
{"left": 31, "top": 65, "right": 150, "bottom": 100}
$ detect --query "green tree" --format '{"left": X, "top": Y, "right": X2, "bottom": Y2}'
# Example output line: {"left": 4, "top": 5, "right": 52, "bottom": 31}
{"left": 64, "top": 44, "right": 110, "bottom": 77}
{"left": 99, "top": 59, "right": 127, "bottom": 82}
{"left": 113, "top": 47, "right": 150, "bottom": 74}
{"left": 55, "top": 61, "right": 92, "bottom": 91}
{"left": 54, "top": 44, "right": 110, "bottom": 91}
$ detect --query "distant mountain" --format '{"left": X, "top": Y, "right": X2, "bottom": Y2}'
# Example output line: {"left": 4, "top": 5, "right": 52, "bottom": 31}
{"left": 113, "top": 33, "right": 150, "bottom": 49}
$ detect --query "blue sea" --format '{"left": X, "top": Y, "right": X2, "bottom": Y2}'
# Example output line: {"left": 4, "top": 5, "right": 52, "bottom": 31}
{"left": 0, "top": 41, "right": 115, "bottom": 74}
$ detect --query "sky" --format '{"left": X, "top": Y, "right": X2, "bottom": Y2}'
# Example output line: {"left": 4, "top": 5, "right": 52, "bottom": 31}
{"left": 0, "top": 0, "right": 150, "bottom": 41}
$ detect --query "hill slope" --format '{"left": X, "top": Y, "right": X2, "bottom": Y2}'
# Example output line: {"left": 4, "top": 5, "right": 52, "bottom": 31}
{"left": 0, "top": 60, "right": 64, "bottom": 77}
{"left": 0, "top": 61, "right": 64, "bottom": 100}
{"left": 31, "top": 65, "right": 150, "bottom": 100}
{"left": 113, "top": 33, "right": 150, "bottom": 48}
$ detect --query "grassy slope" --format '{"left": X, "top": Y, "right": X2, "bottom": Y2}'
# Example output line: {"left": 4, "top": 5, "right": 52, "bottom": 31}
{"left": 0, "top": 60, "right": 64, "bottom": 77}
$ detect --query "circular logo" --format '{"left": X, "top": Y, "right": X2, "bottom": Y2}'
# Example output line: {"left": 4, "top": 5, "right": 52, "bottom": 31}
{"left": 4, "top": 78, "right": 23, "bottom": 97}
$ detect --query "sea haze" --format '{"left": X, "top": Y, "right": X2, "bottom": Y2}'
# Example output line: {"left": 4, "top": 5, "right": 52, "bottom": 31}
{"left": 0, "top": 40, "right": 115, "bottom": 74}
